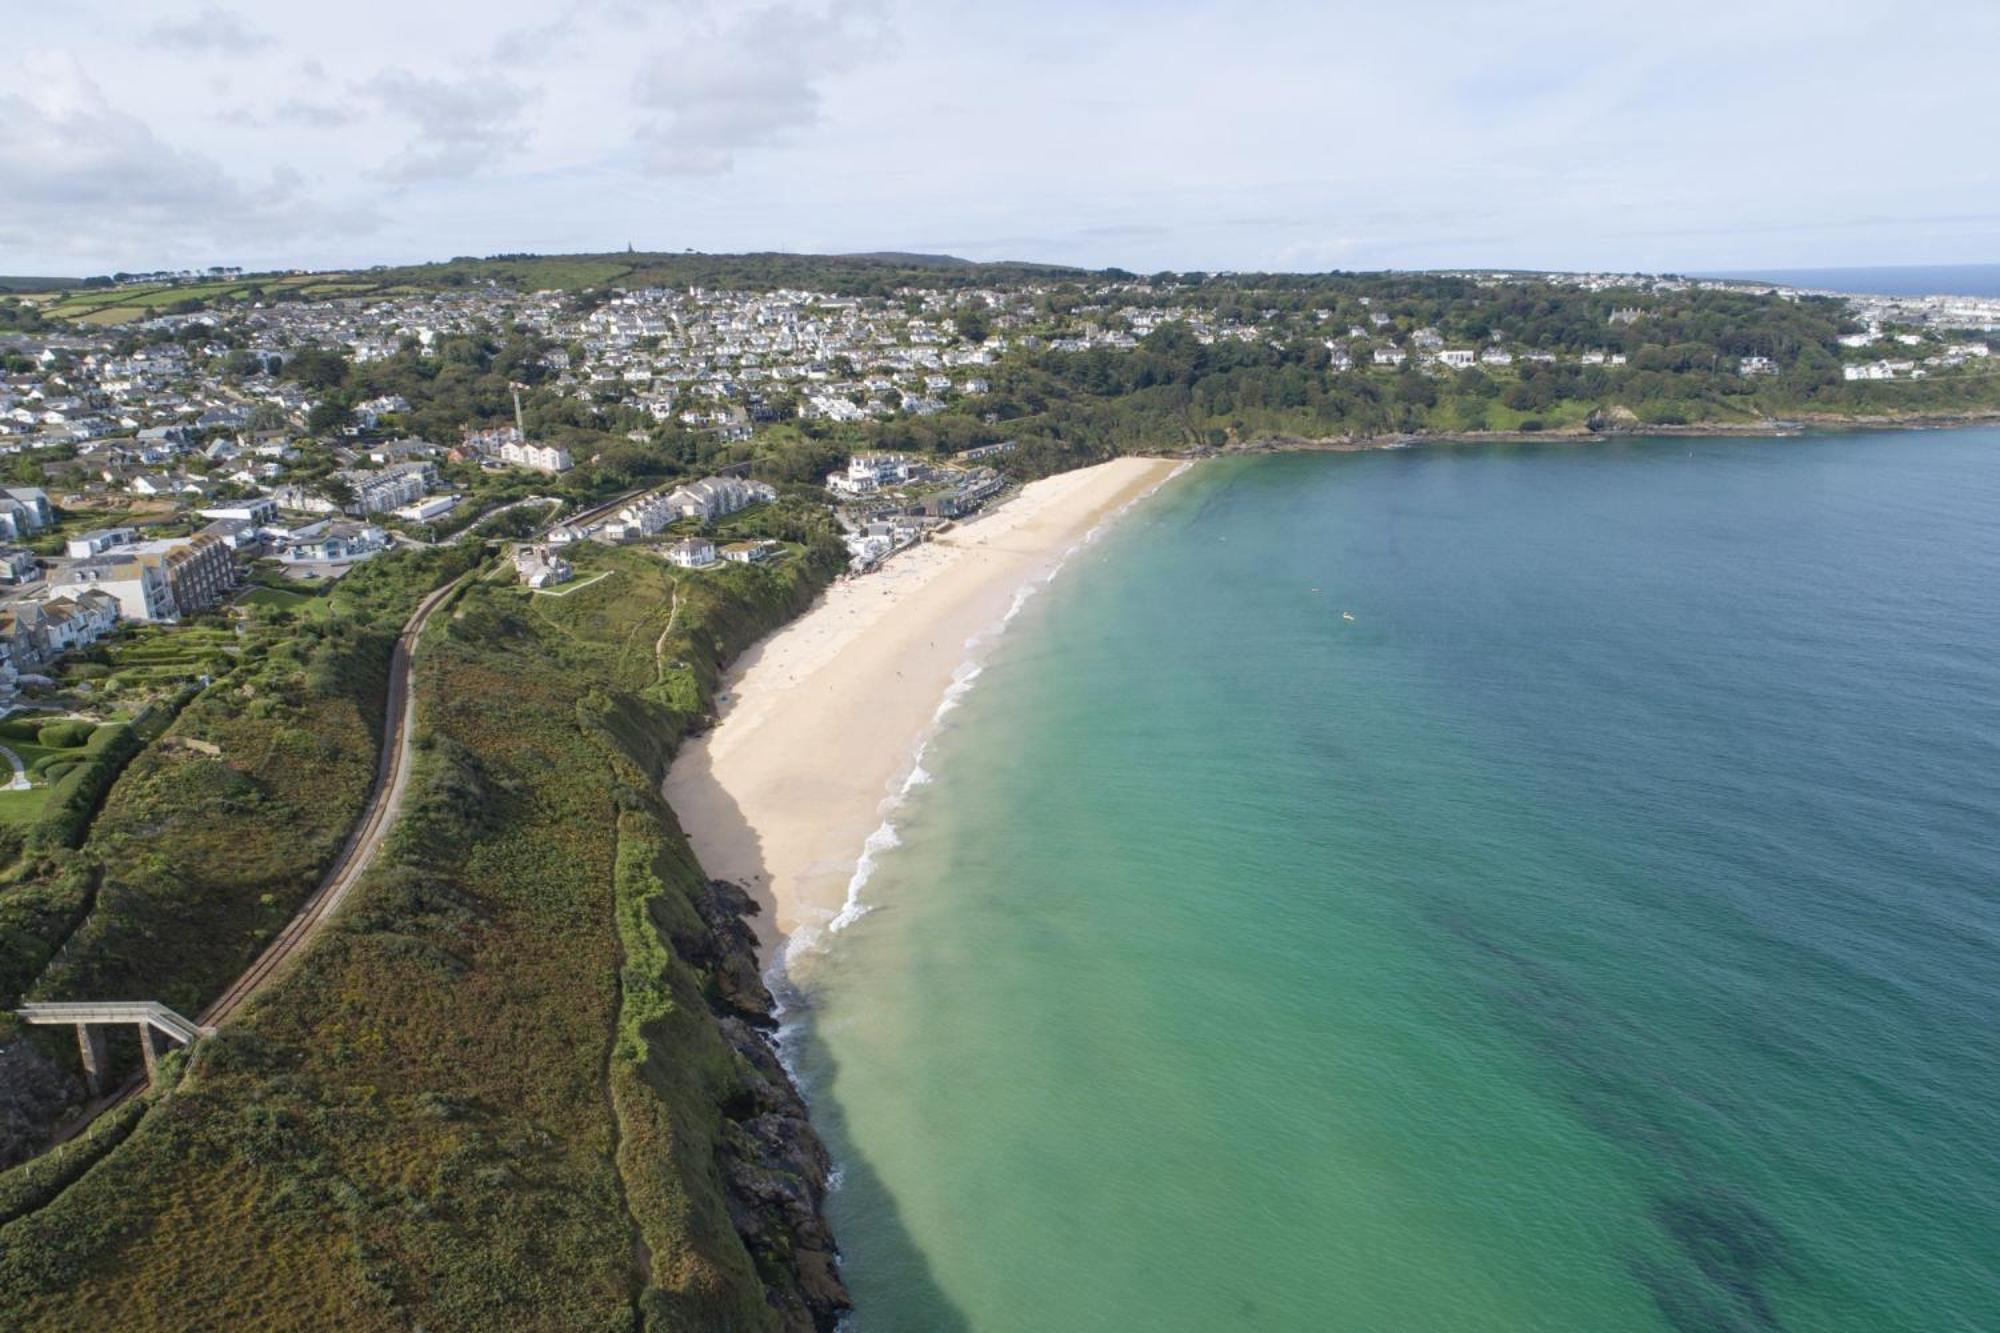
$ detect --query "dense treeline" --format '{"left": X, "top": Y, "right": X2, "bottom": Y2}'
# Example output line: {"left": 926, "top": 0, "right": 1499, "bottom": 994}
{"left": 370, "top": 250, "right": 1093, "bottom": 299}
{"left": 807, "top": 274, "right": 1995, "bottom": 475}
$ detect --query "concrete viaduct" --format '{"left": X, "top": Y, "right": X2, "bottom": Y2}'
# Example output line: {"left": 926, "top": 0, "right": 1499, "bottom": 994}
{"left": 15, "top": 1001, "right": 214, "bottom": 1094}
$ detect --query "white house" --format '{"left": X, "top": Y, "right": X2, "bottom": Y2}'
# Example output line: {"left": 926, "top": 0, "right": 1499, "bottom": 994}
{"left": 513, "top": 544, "right": 574, "bottom": 588}
{"left": 282, "top": 520, "right": 388, "bottom": 564}
{"left": 395, "top": 494, "right": 462, "bottom": 522}
{"left": 199, "top": 498, "right": 279, "bottom": 526}
{"left": 66, "top": 527, "right": 137, "bottom": 559}
{"left": 720, "top": 539, "right": 779, "bottom": 564}
{"left": 0, "top": 547, "right": 39, "bottom": 584}
{"left": 0, "top": 487, "right": 52, "bottom": 540}
{"left": 664, "top": 537, "right": 717, "bottom": 569}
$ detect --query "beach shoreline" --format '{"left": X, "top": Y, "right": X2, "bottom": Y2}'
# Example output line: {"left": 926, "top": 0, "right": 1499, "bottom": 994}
{"left": 663, "top": 455, "right": 1185, "bottom": 969}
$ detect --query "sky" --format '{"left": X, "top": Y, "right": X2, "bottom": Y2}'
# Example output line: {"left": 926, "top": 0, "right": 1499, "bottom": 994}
{"left": 3, "top": 0, "right": 1998, "bottom": 277}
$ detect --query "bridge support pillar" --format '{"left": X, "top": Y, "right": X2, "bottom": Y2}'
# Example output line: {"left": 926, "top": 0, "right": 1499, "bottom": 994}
{"left": 138, "top": 1024, "right": 160, "bottom": 1085}
{"left": 75, "top": 1023, "right": 107, "bottom": 1096}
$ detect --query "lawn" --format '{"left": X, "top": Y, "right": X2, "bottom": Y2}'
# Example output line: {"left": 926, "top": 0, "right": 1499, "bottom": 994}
{"left": 0, "top": 718, "right": 116, "bottom": 827}
{"left": 236, "top": 585, "right": 332, "bottom": 619}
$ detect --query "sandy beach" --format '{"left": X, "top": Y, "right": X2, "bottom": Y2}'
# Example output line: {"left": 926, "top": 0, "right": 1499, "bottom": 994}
{"left": 664, "top": 455, "right": 1183, "bottom": 964}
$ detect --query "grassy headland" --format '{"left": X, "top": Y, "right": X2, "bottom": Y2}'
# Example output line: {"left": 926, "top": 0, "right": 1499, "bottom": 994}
{"left": 0, "top": 527, "right": 849, "bottom": 1330}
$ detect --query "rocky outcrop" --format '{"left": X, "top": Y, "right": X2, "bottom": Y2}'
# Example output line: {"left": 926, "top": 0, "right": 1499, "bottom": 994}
{"left": 697, "top": 880, "right": 850, "bottom": 1332}
{"left": 685, "top": 878, "right": 780, "bottom": 1028}
{"left": 0, "top": 1039, "right": 78, "bottom": 1171}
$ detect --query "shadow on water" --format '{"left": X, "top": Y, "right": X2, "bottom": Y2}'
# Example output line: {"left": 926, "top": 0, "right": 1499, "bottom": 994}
{"left": 661, "top": 748, "right": 970, "bottom": 1333}
{"left": 775, "top": 981, "right": 974, "bottom": 1333}
{"left": 1429, "top": 908, "right": 1804, "bottom": 1332}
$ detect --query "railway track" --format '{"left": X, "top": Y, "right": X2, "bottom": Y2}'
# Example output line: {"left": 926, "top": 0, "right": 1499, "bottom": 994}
{"left": 198, "top": 574, "right": 463, "bottom": 1026}
{"left": 32, "top": 573, "right": 466, "bottom": 1150}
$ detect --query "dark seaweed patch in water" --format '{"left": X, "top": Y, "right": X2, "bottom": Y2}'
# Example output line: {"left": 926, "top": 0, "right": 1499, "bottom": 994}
{"left": 1640, "top": 1190, "right": 1798, "bottom": 1330}
{"left": 1428, "top": 909, "right": 1805, "bottom": 1329}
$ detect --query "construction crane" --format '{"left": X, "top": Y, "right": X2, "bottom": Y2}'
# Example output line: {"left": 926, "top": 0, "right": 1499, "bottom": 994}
{"left": 509, "top": 382, "right": 529, "bottom": 439}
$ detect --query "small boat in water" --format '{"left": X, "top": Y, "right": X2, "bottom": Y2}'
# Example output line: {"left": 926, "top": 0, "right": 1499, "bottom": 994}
{"left": 1342, "top": 611, "right": 1356, "bottom": 622}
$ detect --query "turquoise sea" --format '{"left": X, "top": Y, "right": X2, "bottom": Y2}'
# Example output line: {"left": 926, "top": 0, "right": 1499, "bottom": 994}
{"left": 784, "top": 430, "right": 2000, "bottom": 1331}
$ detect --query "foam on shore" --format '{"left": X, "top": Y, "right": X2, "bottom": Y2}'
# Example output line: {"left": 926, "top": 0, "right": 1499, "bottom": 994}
{"left": 662, "top": 455, "right": 1185, "bottom": 980}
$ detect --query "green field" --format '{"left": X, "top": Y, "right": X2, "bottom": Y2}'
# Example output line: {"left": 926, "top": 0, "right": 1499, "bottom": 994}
{"left": 39, "top": 272, "right": 370, "bottom": 324}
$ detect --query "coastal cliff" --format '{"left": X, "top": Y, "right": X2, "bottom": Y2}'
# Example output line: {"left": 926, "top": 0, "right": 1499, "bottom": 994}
{"left": 0, "top": 539, "right": 850, "bottom": 1330}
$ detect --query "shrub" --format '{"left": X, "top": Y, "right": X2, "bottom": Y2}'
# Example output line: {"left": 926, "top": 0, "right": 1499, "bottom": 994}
{"left": 36, "top": 721, "right": 94, "bottom": 749}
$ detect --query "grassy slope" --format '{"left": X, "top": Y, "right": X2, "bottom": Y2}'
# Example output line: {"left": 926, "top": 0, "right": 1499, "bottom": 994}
{"left": 0, "top": 539, "right": 843, "bottom": 1330}
{"left": 0, "top": 550, "right": 476, "bottom": 1053}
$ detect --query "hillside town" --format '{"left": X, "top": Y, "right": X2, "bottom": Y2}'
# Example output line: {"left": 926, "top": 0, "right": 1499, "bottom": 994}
{"left": 1, "top": 262, "right": 1997, "bottom": 697}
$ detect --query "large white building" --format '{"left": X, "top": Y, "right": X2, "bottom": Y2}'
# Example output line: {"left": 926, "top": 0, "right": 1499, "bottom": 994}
{"left": 826, "top": 454, "right": 921, "bottom": 497}
{"left": 276, "top": 462, "right": 437, "bottom": 516}
{"left": 605, "top": 475, "right": 774, "bottom": 540}
{"left": 500, "top": 440, "right": 573, "bottom": 474}
{"left": 663, "top": 475, "right": 774, "bottom": 521}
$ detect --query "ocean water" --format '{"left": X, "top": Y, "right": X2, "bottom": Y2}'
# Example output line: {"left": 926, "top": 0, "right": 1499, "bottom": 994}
{"left": 1700, "top": 262, "right": 2000, "bottom": 298}
{"left": 785, "top": 431, "right": 2000, "bottom": 1331}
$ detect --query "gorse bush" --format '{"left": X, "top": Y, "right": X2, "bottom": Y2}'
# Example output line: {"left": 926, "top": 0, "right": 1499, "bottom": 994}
{"left": 34, "top": 722, "right": 93, "bottom": 750}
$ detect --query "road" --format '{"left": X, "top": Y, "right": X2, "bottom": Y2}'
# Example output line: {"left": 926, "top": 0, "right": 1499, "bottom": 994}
{"left": 198, "top": 573, "right": 464, "bottom": 1025}
{"left": 0, "top": 745, "right": 29, "bottom": 792}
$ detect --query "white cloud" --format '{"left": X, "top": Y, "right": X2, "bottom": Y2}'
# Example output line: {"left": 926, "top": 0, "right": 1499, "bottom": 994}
{"left": 217, "top": 98, "right": 359, "bottom": 130}
{"left": 361, "top": 69, "right": 536, "bottom": 183}
{"left": 2, "top": 1, "right": 1998, "bottom": 274}
{"left": 0, "top": 58, "right": 371, "bottom": 265}
{"left": 633, "top": 1, "right": 891, "bottom": 174}
{"left": 148, "top": 5, "right": 275, "bottom": 55}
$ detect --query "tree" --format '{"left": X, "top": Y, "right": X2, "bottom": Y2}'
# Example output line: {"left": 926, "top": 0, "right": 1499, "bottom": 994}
{"left": 318, "top": 476, "right": 357, "bottom": 512}
{"left": 307, "top": 400, "right": 354, "bottom": 435}
{"left": 281, "top": 346, "right": 351, "bottom": 391}
{"left": 955, "top": 301, "right": 992, "bottom": 345}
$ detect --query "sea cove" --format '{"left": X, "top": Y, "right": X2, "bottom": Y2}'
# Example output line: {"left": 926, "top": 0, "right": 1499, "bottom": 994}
{"left": 785, "top": 431, "right": 2000, "bottom": 1330}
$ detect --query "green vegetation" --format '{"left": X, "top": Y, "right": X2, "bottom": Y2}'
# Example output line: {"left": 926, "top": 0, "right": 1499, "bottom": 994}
{"left": 34, "top": 252, "right": 1088, "bottom": 326}
{"left": 55, "top": 623, "right": 237, "bottom": 702}
{"left": 0, "top": 1057, "right": 175, "bottom": 1231}
{"left": 26, "top": 550, "right": 479, "bottom": 1019}
{"left": 0, "top": 718, "right": 118, "bottom": 830}
{"left": 0, "top": 548, "right": 478, "bottom": 1091}
{"left": 369, "top": 250, "right": 1086, "bottom": 298}
{"left": 34, "top": 272, "right": 342, "bottom": 325}
{"left": 0, "top": 537, "right": 846, "bottom": 1329}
